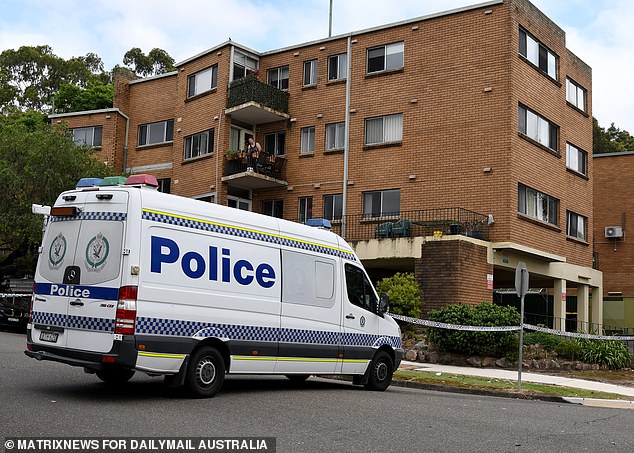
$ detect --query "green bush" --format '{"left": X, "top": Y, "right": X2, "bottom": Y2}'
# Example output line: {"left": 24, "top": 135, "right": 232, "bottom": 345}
{"left": 554, "top": 340, "right": 582, "bottom": 360}
{"left": 426, "top": 303, "right": 520, "bottom": 357}
{"left": 576, "top": 338, "right": 632, "bottom": 369}
{"left": 376, "top": 273, "right": 422, "bottom": 318}
{"left": 523, "top": 330, "right": 563, "bottom": 350}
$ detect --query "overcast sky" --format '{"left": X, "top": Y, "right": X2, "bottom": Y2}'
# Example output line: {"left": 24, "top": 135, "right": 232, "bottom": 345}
{"left": 1, "top": 0, "right": 632, "bottom": 132}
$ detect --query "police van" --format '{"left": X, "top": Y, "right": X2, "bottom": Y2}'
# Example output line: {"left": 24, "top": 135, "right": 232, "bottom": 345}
{"left": 25, "top": 174, "right": 403, "bottom": 397}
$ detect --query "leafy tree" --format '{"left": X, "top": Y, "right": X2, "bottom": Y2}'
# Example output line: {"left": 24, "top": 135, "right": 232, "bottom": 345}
{"left": 0, "top": 113, "right": 112, "bottom": 279}
{"left": 593, "top": 117, "right": 634, "bottom": 154}
{"left": 376, "top": 272, "right": 422, "bottom": 318}
{"left": 123, "top": 47, "right": 175, "bottom": 76}
{"left": 53, "top": 81, "right": 114, "bottom": 113}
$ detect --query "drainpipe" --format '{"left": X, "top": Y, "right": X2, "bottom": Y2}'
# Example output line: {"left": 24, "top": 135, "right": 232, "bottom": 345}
{"left": 123, "top": 115, "right": 129, "bottom": 175}
{"left": 215, "top": 110, "right": 223, "bottom": 204}
{"left": 341, "top": 35, "right": 352, "bottom": 239}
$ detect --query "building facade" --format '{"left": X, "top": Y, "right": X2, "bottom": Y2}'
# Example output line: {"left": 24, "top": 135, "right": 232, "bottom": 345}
{"left": 50, "top": 0, "right": 603, "bottom": 331}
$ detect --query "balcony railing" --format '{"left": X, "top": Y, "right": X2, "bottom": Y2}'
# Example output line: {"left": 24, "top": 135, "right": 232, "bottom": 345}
{"left": 329, "top": 207, "right": 490, "bottom": 242}
{"left": 227, "top": 76, "right": 289, "bottom": 113}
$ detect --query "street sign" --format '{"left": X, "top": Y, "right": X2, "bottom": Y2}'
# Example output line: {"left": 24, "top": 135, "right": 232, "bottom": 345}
{"left": 515, "top": 261, "right": 528, "bottom": 297}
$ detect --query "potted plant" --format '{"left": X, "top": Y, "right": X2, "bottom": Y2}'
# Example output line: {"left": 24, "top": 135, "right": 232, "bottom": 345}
{"left": 225, "top": 148, "right": 242, "bottom": 160}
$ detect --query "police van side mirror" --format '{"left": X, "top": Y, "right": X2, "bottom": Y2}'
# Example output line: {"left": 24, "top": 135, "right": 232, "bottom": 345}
{"left": 378, "top": 293, "right": 389, "bottom": 315}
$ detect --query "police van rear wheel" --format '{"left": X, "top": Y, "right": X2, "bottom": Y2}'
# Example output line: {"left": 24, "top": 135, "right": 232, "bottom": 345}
{"left": 364, "top": 351, "right": 393, "bottom": 391}
{"left": 96, "top": 367, "right": 135, "bottom": 385}
{"left": 186, "top": 346, "right": 225, "bottom": 398}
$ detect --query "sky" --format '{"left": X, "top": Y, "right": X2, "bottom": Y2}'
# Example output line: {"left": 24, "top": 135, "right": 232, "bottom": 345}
{"left": 0, "top": 0, "right": 632, "bottom": 132}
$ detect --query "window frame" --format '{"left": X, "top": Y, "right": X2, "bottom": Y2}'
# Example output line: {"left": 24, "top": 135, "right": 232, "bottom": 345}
{"left": 187, "top": 65, "right": 218, "bottom": 98}
{"left": 323, "top": 194, "right": 343, "bottom": 221}
{"left": 519, "top": 27, "right": 558, "bottom": 80}
{"left": 344, "top": 263, "right": 379, "bottom": 314}
{"left": 566, "top": 210, "right": 587, "bottom": 241}
{"left": 184, "top": 128, "right": 214, "bottom": 160}
{"left": 157, "top": 178, "right": 171, "bottom": 194}
{"left": 518, "top": 104, "right": 559, "bottom": 152}
{"left": 565, "top": 142, "right": 587, "bottom": 176}
{"left": 300, "top": 126, "right": 315, "bottom": 154}
{"left": 137, "top": 119, "right": 174, "bottom": 147}
{"left": 364, "top": 113, "right": 403, "bottom": 146}
{"left": 328, "top": 53, "right": 347, "bottom": 81}
{"left": 264, "top": 131, "right": 286, "bottom": 156}
{"left": 303, "top": 59, "right": 318, "bottom": 86}
{"left": 233, "top": 51, "right": 258, "bottom": 81}
{"left": 71, "top": 126, "right": 102, "bottom": 147}
{"left": 262, "top": 199, "right": 284, "bottom": 218}
{"left": 366, "top": 41, "right": 404, "bottom": 74}
{"left": 566, "top": 77, "right": 586, "bottom": 112}
{"left": 325, "top": 122, "right": 345, "bottom": 150}
{"left": 518, "top": 183, "right": 559, "bottom": 226}
{"left": 267, "top": 65, "right": 289, "bottom": 90}
{"left": 298, "top": 196, "right": 313, "bottom": 224}
{"left": 362, "top": 189, "right": 400, "bottom": 219}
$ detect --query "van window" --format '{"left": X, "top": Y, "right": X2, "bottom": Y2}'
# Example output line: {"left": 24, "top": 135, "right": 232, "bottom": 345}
{"left": 282, "top": 250, "right": 335, "bottom": 308}
{"left": 344, "top": 263, "right": 377, "bottom": 313}
{"left": 78, "top": 221, "right": 123, "bottom": 285}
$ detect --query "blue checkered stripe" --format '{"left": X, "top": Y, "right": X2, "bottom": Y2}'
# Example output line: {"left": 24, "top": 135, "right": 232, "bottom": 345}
{"left": 136, "top": 316, "right": 401, "bottom": 349}
{"left": 32, "top": 311, "right": 114, "bottom": 332}
{"left": 142, "top": 210, "right": 357, "bottom": 262}
{"left": 51, "top": 211, "right": 127, "bottom": 222}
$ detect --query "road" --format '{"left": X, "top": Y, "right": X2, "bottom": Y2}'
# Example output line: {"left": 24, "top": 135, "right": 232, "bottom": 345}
{"left": 1, "top": 329, "right": 633, "bottom": 452}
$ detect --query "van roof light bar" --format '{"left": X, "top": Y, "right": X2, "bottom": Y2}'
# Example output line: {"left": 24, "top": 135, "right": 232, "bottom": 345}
{"left": 125, "top": 174, "right": 159, "bottom": 188}
{"left": 305, "top": 218, "right": 332, "bottom": 230}
{"left": 100, "top": 176, "right": 128, "bottom": 186}
{"left": 75, "top": 177, "right": 103, "bottom": 188}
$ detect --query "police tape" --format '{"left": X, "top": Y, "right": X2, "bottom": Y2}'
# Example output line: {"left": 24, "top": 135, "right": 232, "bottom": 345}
{"left": 389, "top": 313, "right": 634, "bottom": 340}
{"left": 0, "top": 293, "right": 31, "bottom": 298}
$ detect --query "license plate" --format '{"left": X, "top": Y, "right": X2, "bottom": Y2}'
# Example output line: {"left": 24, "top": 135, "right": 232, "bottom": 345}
{"left": 7, "top": 317, "right": 19, "bottom": 322}
{"left": 40, "top": 331, "right": 59, "bottom": 343}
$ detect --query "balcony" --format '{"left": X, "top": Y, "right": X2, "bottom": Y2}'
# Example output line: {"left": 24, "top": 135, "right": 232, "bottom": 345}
{"left": 226, "top": 76, "right": 290, "bottom": 125}
{"left": 329, "top": 208, "right": 490, "bottom": 242}
{"left": 222, "top": 154, "right": 287, "bottom": 191}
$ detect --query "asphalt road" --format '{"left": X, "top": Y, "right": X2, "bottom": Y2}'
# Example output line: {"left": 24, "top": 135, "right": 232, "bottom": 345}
{"left": 2, "top": 329, "right": 633, "bottom": 452}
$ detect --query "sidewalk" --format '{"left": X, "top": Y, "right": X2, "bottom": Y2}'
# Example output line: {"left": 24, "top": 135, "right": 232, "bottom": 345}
{"left": 398, "top": 360, "right": 634, "bottom": 409}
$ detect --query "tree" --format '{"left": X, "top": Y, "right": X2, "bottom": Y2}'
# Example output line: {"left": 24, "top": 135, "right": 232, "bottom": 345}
{"left": 123, "top": 47, "right": 175, "bottom": 76}
{"left": 593, "top": 117, "right": 634, "bottom": 154}
{"left": 53, "top": 81, "right": 114, "bottom": 113}
{"left": 0, "top": 113, "right": 112, "bottom": 279}
{"left": 376, "top": 272, "right": 422, "bottom": 318}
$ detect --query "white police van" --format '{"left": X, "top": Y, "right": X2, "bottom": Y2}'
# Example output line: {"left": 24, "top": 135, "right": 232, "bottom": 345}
{"left": 26, "top": 174, "right": 402, "bottom": 397}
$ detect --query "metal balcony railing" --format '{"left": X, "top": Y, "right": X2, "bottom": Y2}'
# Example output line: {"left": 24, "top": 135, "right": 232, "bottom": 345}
{"left": 227, "top": 76, "right": 289, "bottom": 113}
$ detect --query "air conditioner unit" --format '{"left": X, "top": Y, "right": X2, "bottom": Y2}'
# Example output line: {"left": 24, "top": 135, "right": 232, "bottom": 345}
{"left": 605, "top": 226, "right": 623, "bottom": 238}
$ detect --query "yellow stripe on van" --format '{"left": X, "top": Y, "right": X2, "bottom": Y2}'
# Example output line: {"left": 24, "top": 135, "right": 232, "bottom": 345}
{"left": 138, "top": 351, "right": 186, "bottom": 359}
{"left": 142, "top": 208, "right": 353, "bottom": 257}
{"left": 232, "top": 355, "right": 368, "bottom": 364}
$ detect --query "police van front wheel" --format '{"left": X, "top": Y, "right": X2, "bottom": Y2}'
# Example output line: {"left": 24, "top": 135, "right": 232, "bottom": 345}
{"left": 186, "top": 346, "right": 225, "bottom": 398}
{"left": 364, "top": 351, "right": 394, "bottom": 391}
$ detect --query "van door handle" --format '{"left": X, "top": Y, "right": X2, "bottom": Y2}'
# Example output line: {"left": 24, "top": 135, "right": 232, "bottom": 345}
{"left": 69, "top": 300, "right": 84, "bottom": 307}
{"left": 345, "top": 314, "right": 355, "bottom": 319}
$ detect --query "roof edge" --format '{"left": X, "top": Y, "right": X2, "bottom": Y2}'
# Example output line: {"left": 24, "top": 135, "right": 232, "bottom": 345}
{"left": 49, "top": 107, "right": 129, "bottom": 120}
{"left": 594, "top": 151, "right": 634, "bottom": 158}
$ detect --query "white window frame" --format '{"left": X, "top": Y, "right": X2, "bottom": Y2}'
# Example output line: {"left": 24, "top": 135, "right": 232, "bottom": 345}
{"left": 301, "top": 126, "right": 315, "bottom": 154}
{"left": 138, "top": 120, "right": 174, "bottom": 146}
{"left": 265, "top": 131, "right": 286, "bottom": 156}
{"left": 362, "top": 189, "right": 400, "bottom": 219}
{"left": 303, "top": 59, "right": 318, "bottom": 86}
{"left": 233, "top": 51, "right": 258, "bottom": 81}
{"left": 323, "top": 194, "right": 343, "bottom": 221}
{"left": 267, "top": 66, "right": 289, "bottom": 90}
{"left": 518, "top": 104, "right": 558, "bottom": 152}
{"left": 518, "top": 183, "right": 559, "bottom": 226}
{"left": 71, "top": 126, "right": 102, "bottom": 147}
{"left": 187, "top": 65, "right": 218, "bottom": 98}
{"left": 184, "top": 129, "right": 213, "bottom": 160}
{"left": 519, "top": 28, "right": 557, "bottom": 80}
{"left": 328, "top": 53, "right": 347, "bottom": 81}
{"left": 566, "top": 143, "right": 587, "bottom": 176}
{"left": 298, "top": 196, "right": 313, "bottom": 223}
{"left": 366, "top": 41, "right": 404, "bottom": 74}
{"left": 364, "top": 113, "right": 403, "bottom": 145}
{"left": 325, "top": 122, "right": 345, "bottom": 150}
{"left": 566, "top": 78, "right": 586, "bottom": 112}
{"left": 262, "top": 199, "right": 283, "bottom": 218}
{"left": 566, "top": 211, "right": 587, "bottom": 241}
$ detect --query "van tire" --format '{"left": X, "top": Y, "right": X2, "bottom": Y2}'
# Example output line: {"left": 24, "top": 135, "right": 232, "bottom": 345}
{"left": 364, "top": 351, "right": 393, "bottom": 391}
{"left": 96, "top": 367, "right": 135, "bottom": 385}
{"left": 285, "top": 374, "right": 310, "bottom": 382}
{"left": 186, "top": 346, "right": 225, "bottom": 398}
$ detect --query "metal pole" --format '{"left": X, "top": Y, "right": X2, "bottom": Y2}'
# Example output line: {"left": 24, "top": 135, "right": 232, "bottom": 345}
{"left": 518, "top": 276, "right": 525, "bottom": 393}
{"left": 341, "top": 35, "right": 351, "bottom": 239}
{"left": 329, "top": 0, "right": 333, "bottom": 37}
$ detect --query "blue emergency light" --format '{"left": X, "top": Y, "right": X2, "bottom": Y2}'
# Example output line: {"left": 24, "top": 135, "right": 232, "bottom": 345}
{"left": 305, "top": 218, "right": 332, "bottom": 230}
{"left": 75, "top": 177, "right": 103, "bottom": 188}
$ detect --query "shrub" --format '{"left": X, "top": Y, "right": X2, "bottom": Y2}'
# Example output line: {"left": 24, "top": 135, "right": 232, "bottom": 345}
{"left": 426, "top": 303, "right": 520, "bottom": 357}
{"left": 576, "top": 338, "right": 632, "bottom": 369}
{"left": 376, "top": 272, "right": 422, "bottom": 318}
{"left": 554, "top": 340, "right": 582, "bottom": 360}
{"left": 523, "top": 330, "right": 563, "bottom": 350}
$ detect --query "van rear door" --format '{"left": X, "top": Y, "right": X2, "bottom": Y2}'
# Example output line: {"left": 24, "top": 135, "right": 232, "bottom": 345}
{"left": 32, "top": 190, "right": 128, "bottom": 353}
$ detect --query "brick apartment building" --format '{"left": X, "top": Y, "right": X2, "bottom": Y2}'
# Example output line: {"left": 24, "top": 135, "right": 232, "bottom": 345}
{"left": 593, "top": 152, "right": 634, "bottom": 333}
{"left": 50, "top": 0, "right": 603, "bottom": 331}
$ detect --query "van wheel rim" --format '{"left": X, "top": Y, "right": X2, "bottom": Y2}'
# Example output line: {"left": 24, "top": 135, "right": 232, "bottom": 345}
{"left": 376, "top": 362, "right": 388, "bottom": 381}
{"left": 196, "top": 358, "right": 216, "bottom": 386}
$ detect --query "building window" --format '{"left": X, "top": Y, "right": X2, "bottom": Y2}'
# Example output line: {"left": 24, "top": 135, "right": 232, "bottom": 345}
{"left": 265, "top": 131, "right": 286, "bottom": 156}
{"left": 367, "top": 41, "right": 404, "bottom": 74}
{"left": 566, "top": 78, "right": 586, "bottom": 112}
{"left": 328, "top": 53, "right": 347, "bottom": 81}
{"left": 301, "top": 127, "right": 315, "bottom": 154}
{"left": 518, "top": 183, "right": 559, "bottom": 226}
{"left": 187, "top": 65, "right": 218, "bottom": 98}
{"left": 267, "top": 66, "right": 289, "bottom": 90}
{"left": 157, "top": 178, "right": 171, "bottom": 194}
{"left": 519, "top": 27, "right": 557, "bottom": 80}
{"left": 567, "top": 211, "right": 587, "bottom": 241}
{"left": 184, "top": 129, "right": 214, "bottom": 160}
{"left": 233, "top": 51, "right": 258, "bottom": 80}
{"left": 566, "top": 143, "right": 587, "bottom": 176}
{"left": 262, "top": 200, "right": 283, "bottom": 218}
{"left": 298, "top": 197, "right": 313, "bottom": 223}
{"left": 363, "top": 189, "right": 400, "bottom": 218}
{"left": 518, "top": 104, "right": 558, "bottom": 152}
{"left": 138, "top": 120, "right": 174, "bottom": 146}
{"left": 71, "top": 126, "right": 102, "bottom": 147}
{"left": 325, "top": 122, "right": 345, "bottom": 150}
{"left": 303, "top": 59, "right": 318, "bottom": 86}
{"left": 323, "top": 194, "right": 343, "bottom": 221}
{"left": 365, "top": 113, "right": 403, "bottom": 145}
